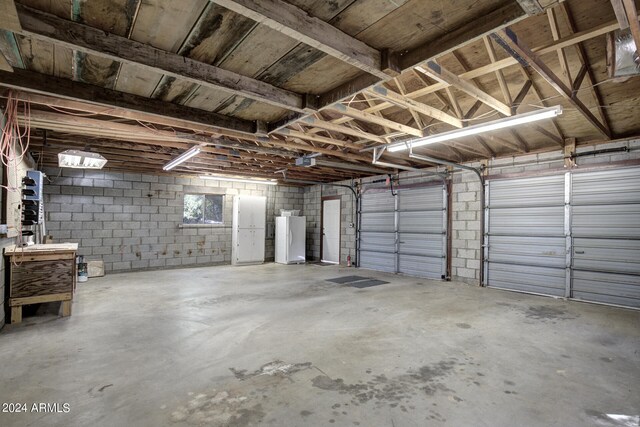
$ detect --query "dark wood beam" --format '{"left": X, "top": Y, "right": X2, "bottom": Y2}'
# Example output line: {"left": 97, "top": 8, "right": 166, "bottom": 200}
{"left": 210, "top": 0, "right": 388, "bottom": 79}
{"left": 9, "top": 4, "right": 307, "bottom": 112}
{"left": 417, "top": 61, "right": 512, "bottom": 116}
{"left": 622, "top": 0, "right": 640, "bottom": 63}
{"left": 0, "top": 0, "right": 20, "bottom": 32}
{"left": 511, "top": 80, "right": 532, "bottom": 114}
{"left": 315, "top": 1, "right": 527, "bottom": 110}
{"left": 492, "top": 28, "right": 612, "bottom": 139}
{"left": 0, "top": 69, "right": 255, "bottom": 135}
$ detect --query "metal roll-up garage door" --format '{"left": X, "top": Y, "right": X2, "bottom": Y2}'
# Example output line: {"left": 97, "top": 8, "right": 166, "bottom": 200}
{"left": 397, "top": 186, "right": 446, "bottom": 279}
{"left": 571, "top": 168, "right": 640, "bottom": 308}
{"left": 358, "top": 181, "right": 447, "bottom": 279}
{"left": 485, "top": 175, "right": 568, "bottom": 296}
{"left": 359, "top": 189, "right": 396, "bottom": 273}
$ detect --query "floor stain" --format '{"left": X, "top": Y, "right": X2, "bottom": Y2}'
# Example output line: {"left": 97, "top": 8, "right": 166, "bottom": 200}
{"left": 230, "top": 360, "right": 312, "bottom": 380}
{"left": 311, "top": 358, "right": 461, "bottom": 406}
{"left": 456, "top": 323, "right": 472, "bottom": 329}
{"left": 300, "top": 410, "right": 313, "bottom": 417}
{"left": 525, "top": 305, "right": 575, "bottom": 321}
{"left": 170, "top": 391, "right": 263, "bottom": 426}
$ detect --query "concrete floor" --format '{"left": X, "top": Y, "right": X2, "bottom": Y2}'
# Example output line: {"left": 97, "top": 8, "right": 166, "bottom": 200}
{"left": 0, "top": 264, "right": 638, "bottom": 427}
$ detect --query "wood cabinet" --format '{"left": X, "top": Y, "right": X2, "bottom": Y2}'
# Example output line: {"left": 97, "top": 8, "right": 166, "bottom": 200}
{"left": 4, "top": 243, "right": 78, "bottom": 324}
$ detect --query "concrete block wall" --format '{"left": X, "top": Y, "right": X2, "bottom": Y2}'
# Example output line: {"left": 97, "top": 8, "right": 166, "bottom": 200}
{"left": 303, "top": 184, "right": 358, "bottom": 264}
{"left": 451, "top": 167, "right": 482, "bottom": 283}
{"left": 42, "top": 167, "right": 304, "bottom": 273}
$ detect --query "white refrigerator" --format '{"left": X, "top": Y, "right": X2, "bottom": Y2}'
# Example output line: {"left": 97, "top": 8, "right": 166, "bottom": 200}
{"left": 232, "top": 195, "right": 266, "bottom": 265}
{"left": 275, "top": 216, "right": 306, "bottom": 264}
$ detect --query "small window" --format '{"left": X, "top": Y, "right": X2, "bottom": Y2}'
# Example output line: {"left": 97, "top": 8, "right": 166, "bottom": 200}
{"left": 183, "top": 194, "right": 224, "bottom": 224}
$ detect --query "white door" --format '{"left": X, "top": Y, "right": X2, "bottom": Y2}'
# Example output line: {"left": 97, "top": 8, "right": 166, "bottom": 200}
{"left": 322, "top": 199, "right": 341, "bottom": 263}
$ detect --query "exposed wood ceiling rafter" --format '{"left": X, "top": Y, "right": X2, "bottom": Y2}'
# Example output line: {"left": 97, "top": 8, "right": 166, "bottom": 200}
{"left": 209, "top": 0, "right": 391, "bottom": 79}
{"left": 11, "top": 4, "right": 309, "bottom": 113}
{"left": 491, "top": 28, "right": 612, "bottom": 139}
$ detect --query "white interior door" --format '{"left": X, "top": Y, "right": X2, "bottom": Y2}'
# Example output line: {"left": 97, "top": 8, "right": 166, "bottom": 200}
{"left": 322, "top": 199, "right": 341, "bottom": 263}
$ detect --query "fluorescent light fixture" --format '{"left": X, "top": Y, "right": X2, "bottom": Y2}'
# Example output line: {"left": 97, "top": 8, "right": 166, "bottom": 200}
{"left": 387, "top": 105, "right": 563, "bottom": 153}
{"left": 57, "top": 150, "right": 108, "bottom": 169}
{"left": 163, "top": 146, "right": 201, "bottom": 171}
{"left": 200, "top": 175, "right": 278, "bottom": 185}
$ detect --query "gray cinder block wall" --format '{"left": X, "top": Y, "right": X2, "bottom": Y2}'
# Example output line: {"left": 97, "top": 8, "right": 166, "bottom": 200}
{"left": 303, "top": 184, "right": 358, "bottom": 264}
{"left": 42, "top": 167, "right": 304, "bottom": 273}
{"left": 304, "top": 139, "right": 640, "bottom": 283}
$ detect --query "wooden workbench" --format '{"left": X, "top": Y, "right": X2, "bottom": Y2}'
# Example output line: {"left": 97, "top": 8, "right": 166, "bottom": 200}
{"left": 4, "top": 243, "right": 78, "bottom": 324}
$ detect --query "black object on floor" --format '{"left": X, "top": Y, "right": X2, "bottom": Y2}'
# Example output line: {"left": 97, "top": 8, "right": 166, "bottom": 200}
{"left": 349, "top": 279, "right": 389, "bottom": 288}
{"left": 326, "top": 276, "right": 390, "bottom": 288}
{"left": 326, "top": 275, "right": 369, "bottom": 284}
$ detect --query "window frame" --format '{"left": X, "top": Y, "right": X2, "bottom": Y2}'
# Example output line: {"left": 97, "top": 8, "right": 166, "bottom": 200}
{"left": 181, "top": 193, "right": 225, "bottom": 227}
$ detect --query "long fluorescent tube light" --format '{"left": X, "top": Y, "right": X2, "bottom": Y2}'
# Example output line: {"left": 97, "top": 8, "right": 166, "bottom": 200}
{"left": 200, "top": 175, "right": 278, "bottom": 185}
{"left": 387, "top": 105, "right": 563, "bottom": 153}
{"left": 58, "top": 150, "right": 108, "bottom": 169}
{"left": 163, "top": 146, "right": 201, "bottom": 171}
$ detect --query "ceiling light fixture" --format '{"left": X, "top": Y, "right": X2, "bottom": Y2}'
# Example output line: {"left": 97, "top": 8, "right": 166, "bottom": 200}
{"left": 58, "top": 150, "right": 108, "bottom": 169}
{"left": 387, "top": 105, "right": 563, "bottom": 153}
{"left": 200, "top": 175, "right": 278, "bottom": 186}
{"left": 163, "top": 146, "right": 201, "bottom": 171}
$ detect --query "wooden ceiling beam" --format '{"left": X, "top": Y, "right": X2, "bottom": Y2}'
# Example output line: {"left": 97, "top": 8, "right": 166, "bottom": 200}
{"left": 518, "top": 67, "right": 565, "bottom": 145}
{"left": 329, "top": 104, "right": 424, "bottom": 137}
{"left": 294, "top": 116, "right": 386, "bottom": 144}
{"left": 483, "top": 36, "right": 512, "bottom": 106}
{"left": 547, "top": 7, "right": 573, "bottom": 87}
{"left": 365, "top": 86, "right": 463, "bottom": 128}
{"left": 276, "top": 128, "right": 363, "bottom": 151}
{"left": 0, "top": 69, "right": 255, "bottom": 135}
{"left": 622, "top": 0, "right": 640, "bottom": 52}
{"left": 393, "top": 77, "right": 425, "bottom": 129}
{"left": 10, "top": 4, "right": 307, "bottom": 113}
{"left": 492, "top": 28, "right": 611, "bottom": 139}
{"left": 262, "top": 1, "right": 529, "bottom": 134}
{"left": 611, "top": 0, "right": 630, "bottom": 29}
{"left": 558, "top": 3, "right": 611, "bottom": 137}
{"left": 0, "top": 0, "right": 21, "bottom": 32}
{"left": 416, "top": 61, "right": 512, "bottom": 116}
{"left": 512, "top": 80, "right": 532, "bottom": 113}
{"left": 375, "top": 15, "right": 638, "bottom": 113}
{"left": 209, "top": 0, "right": 389, "bottom": 79}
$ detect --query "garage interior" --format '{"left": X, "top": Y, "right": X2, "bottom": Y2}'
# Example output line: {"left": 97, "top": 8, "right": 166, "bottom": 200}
{"left": 0, "top": 0, "right": 639, "bottom": 425}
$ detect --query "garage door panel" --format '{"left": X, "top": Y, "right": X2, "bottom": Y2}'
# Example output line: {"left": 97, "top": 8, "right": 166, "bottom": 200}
{"left": 572, "top": 168, "right": 640, "bottom": 205}
{"left": 572, "top": 270, "right": 640, "bottom": 308}
{"left": 360, "top": 212, "right": 395, "bottom": 232}
{"left": 398, "top": 233, "right": 443, "bottom": 258}
{"left": 489, "top": 206, "right": 565, "bottom": 236}
{"left": 573, "top": 238, "right": 640, "bottom": 275}
{"left": 398, "top": 187, "right": 443, "bottom": 211}
{"left": 359, "top": 182, "right": 447, "bottom": 278}
{"left": 398, "top": 254, "right": 443, "bottom": 279}
{"left": 488, "top": 175, "right": 565, "bottom": 208}
{"left": 361, "top": 191, "right": 395, "bottom": 212}
{"left": 572, "top": 204, "right": 640, "bottom": 238}
{"left": 488, "top": 263, "right": 566, "bottom": 296}
{"left": 359, "top": 232, "right": 395, "bottom": 253}
{"left": 488, "top": 236, "right": 565, "bottom": 268}
{"left": 398, "top": 211, "right": 444, "bottom": 234}
{"left": 359, "top": 251, "right": 395, "bottom": 273}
